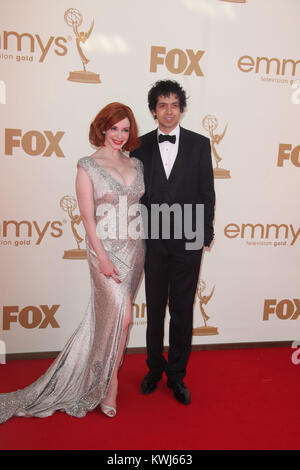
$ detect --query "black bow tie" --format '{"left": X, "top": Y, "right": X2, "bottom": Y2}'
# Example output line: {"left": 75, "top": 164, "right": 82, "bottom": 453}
{"left": 158, "top": 134, "right": 176, "bottom": 144}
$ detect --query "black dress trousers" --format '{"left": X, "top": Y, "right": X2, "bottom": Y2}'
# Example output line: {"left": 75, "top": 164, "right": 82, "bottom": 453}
{"left": 144, "top": 238, "right": 203, "bottom": 382}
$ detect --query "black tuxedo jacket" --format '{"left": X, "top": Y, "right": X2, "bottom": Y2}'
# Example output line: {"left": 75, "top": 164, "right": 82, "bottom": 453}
{"left": 131, "top": 126, "right": 215, "bottom": 248}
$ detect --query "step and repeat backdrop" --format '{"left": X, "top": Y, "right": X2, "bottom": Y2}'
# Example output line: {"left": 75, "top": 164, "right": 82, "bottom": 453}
{"left": 0, "top": 0, "right": 299, "bottom": 356}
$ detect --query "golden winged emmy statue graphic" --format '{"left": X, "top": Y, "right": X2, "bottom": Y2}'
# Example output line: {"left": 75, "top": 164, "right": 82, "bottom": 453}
{"left": 193, "top": 280, "right": 218, "bottom": 336}
{"left": 60, "top": 196, "right": 87, "bottom": 260}
{"left": 202, "top": 115, "right": 231, "bottom": 179}
{"left": 64, "top": 8, "right": 101, "bottom": 83}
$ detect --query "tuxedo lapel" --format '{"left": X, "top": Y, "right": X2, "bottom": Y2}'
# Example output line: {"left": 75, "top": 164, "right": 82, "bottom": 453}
{"left": 168, "top": 126, "right": 192, "bottom": 188}
{"left": 140, "top": 131, "right": 156, "bottom": 197}
{"left": 142, "top": 132, "right": 162, "bottom": 205}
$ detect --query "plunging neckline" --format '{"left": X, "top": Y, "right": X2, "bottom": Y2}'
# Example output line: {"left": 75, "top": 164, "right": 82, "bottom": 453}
{"left": 90, "top": 156, "right": 138, "bottom": 188}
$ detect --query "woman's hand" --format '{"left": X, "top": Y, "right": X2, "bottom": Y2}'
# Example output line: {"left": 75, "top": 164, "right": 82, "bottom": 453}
{"left": 98, "top": 255, "right": 121, "bottom": 283}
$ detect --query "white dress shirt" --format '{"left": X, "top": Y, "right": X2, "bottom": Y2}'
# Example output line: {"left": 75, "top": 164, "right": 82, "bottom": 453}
{"left": 157, "top": 125, "right": 180, "bottom": 179}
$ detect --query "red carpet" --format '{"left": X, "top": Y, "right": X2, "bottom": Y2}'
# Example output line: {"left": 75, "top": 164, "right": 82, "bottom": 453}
{"left": 0, "top": 347, "right": 299, "bottom": 450}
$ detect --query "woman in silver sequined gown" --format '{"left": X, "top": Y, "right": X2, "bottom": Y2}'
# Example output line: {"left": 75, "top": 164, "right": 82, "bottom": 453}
{"left": 0, "top": 103, "right": 145, "bottom": 423}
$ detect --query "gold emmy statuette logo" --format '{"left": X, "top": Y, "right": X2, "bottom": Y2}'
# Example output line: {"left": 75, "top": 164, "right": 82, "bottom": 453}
{"left": 203, "top": 115, "right": 231, "bottom": 179}
{"left": 64, "top": 8, "right": 101, "bottom": 84}
{"left": 193, "top": 280, "right": 218, "bottom": 336}
{"left": 60, "top": 196, "right": 87, "bottom": 259}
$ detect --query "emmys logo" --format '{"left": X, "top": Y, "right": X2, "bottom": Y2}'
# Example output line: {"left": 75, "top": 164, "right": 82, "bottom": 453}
{"left": 150, "top": 46, "right": 204, "bottom": 76}
{"left": 202, "top": 115, "right": 230, "bottom": 179}
{"left": 64, "top": 9, "right": 101, "bottom": 83}
{"left": 0, "top": 220, "right": 63, "bottom": 246}
{"left": 0, "top": 80, "right": 6, "bottom": 104}
{"left": 2, "top": 305, "right": 60, "bottom": 330}
{"left": 0, "top": 30, "right": 68, "bottom": 63}
{"left": 238, "top": 55, "right": 300, "bottom": 80}
{"left": 5, "top": 129, "right": 65, "bottom": 157}
{"left": 277, "top": 144, "right": 300, "bottom": 167}
{"left": 263, "top": 299, "right": 300, "bottom": 321}
{"left": 224, "top": 223, "right": 300, "bottom": 247}
{"left": 60, "top": 196, "right": 87, "bottom": 259}
{"left": 193, "top": 280, "right": 218, "bottom": 336}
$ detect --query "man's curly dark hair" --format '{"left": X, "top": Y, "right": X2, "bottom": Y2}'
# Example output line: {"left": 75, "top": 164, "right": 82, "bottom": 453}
{"left": 148, "top": 80, "right": 187, "bottom": 117}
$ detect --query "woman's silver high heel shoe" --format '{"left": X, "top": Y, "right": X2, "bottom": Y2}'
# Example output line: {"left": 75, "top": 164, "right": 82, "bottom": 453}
{"left": 101, "top": 377, "right": 118, "bottom": 417}
{"left": 100, "top": 404, "right": 117, "bottom": 418}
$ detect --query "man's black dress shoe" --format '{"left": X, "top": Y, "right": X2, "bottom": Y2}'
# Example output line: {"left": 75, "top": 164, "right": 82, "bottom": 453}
{"left": 141, "top": 373, "right": 161, "bottom": 395}
{"left": 167, "top": 379, "right": 191, "bottom": 405}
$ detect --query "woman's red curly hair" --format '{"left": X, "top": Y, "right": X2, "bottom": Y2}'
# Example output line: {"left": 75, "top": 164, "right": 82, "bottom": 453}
{"left": 89, "top": 102, "right": 140, "bottom": 152}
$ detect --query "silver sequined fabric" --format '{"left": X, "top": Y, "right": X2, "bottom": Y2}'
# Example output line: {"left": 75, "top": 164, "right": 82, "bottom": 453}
{"left": 0, "top": 156, "right": 145, "bottom": 424}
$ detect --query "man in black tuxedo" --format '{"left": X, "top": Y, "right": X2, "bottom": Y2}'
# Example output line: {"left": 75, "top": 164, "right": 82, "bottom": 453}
{"left": 131, "top": 80, "right": 215, "bottom": 405}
